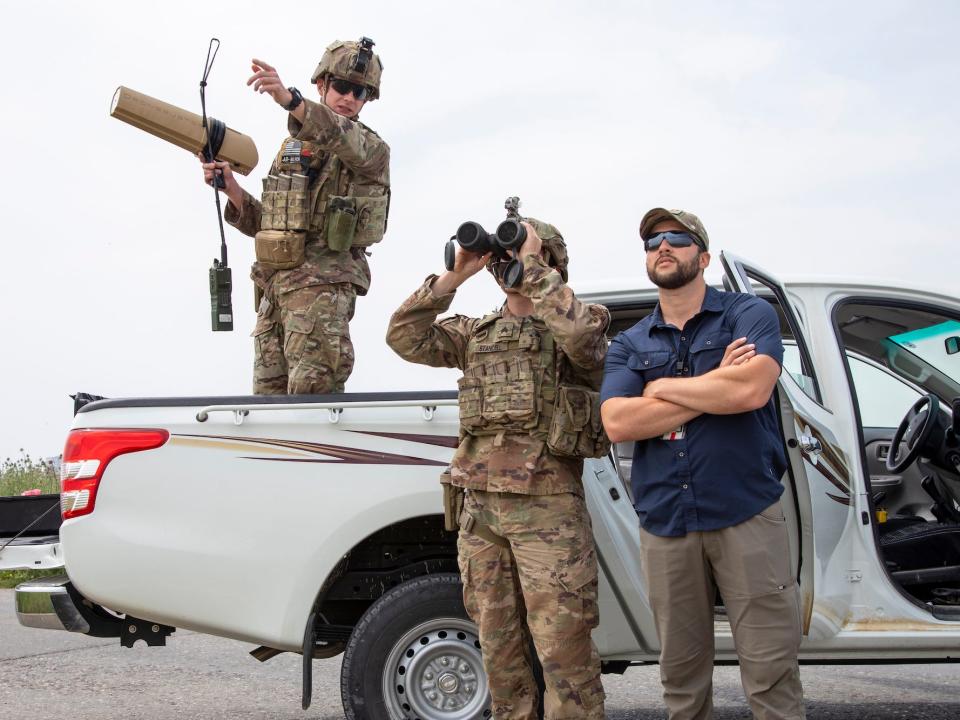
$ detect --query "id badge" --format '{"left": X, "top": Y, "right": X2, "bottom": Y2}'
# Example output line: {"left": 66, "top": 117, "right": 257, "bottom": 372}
{"left": 662, "top": 424, "right": 686, "bottom": 441}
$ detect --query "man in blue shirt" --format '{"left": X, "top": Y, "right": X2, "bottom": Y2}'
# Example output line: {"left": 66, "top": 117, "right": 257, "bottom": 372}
{"left": 600, "top": 208, "right": 804, "bottom": 720}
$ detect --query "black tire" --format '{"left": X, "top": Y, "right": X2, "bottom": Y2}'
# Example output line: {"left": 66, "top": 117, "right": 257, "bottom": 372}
{"left": 341, "top": 573, "right": 491, "bottom": 720}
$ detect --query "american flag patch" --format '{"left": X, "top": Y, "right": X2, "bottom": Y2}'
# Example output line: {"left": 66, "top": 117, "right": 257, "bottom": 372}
{"left": 281, "top": 140, "right": 303, "bottom": 165}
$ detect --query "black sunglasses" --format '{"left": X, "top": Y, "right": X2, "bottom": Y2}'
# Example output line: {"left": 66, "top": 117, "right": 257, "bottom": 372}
{"left": 644, "top": 231, "right": 702, "bottom": 252}
{"left": 329, "top": 78, "right": 369, "bottom": 101}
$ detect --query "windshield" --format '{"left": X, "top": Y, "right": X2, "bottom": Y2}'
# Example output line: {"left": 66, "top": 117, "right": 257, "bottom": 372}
{"left": 835, "top": 302, "right": 960, "bottom": 403}
{"left": 888, "top": 320, "right": 960, "bottom": 382}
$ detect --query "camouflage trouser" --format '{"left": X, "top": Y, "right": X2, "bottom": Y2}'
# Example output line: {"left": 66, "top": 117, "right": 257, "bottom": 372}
{"left": 251, "top": 282, "right": 356, "bottom": 395}
{"left": 457, "top": 490, "right": 605, "bottom": 720}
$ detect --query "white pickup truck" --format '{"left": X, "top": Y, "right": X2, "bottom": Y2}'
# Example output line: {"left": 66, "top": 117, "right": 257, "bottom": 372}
{"left": 13, "top": 252, "right": 960, "bottom": 720}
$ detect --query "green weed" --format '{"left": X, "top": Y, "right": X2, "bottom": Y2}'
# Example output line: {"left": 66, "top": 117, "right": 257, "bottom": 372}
{"left": 0, "top": 568, "right": 64, "bottom": 589}
{"left": 0, "top": 452, "right": 59, "bottom": 497}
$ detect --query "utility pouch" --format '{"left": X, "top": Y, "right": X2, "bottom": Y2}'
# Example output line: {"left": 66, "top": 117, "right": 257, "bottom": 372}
{"left": 254, "top": 229, "right": 306, "bottom": 270}
{"left": 441, "top": 476, "right": 465, "bottom": 532}
{"left": 547, "top": 385, "right": 611, "bottom": 458}
{"left": 351, "top": 194, "right": 390, "bottom": 247}
{"left": 325, "top": 196, "right": 358, "bottom": 252}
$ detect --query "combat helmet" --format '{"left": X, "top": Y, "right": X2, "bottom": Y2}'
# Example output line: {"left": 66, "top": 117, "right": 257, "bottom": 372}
{"left": 311, "top": 37, "right": 383, "bottom": 100}
{"left": 526, "top": 218, "right": 570, "bottom": 282}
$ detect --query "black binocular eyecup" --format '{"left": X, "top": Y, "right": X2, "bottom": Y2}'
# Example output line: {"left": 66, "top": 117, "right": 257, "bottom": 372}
{"left": 444, "top": 238, "right": 457, "bottom": 272}
{"left": 455, "top": 221, "right": 491, "bottom": 254}
{"left": 495, "top": 218, "right": 526, "bottom": 251}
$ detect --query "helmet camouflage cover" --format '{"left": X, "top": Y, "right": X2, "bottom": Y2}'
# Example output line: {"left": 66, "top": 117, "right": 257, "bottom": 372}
{"left": 311, "top": 37, "right": 383, "bottom": 100}
{"left": 526, "top": 218, "right": 569, "bottom": 282}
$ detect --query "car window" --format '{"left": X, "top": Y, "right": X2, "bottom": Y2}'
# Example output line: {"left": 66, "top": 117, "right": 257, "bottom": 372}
{"left": 847, "top": 355, "right": 921, "bottom": 428}
{"left": 782, "top": 344, "right": 817, "bottom": 397}
{"left": 756, "top": 289, "right": 821, "bottom": 405}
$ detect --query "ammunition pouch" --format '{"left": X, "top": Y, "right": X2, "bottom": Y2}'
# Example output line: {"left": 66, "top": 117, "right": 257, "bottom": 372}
{"left": 254, "top": 229, "right": 306, "bottom": 270}
{"left": 324, "top": 194, "right": 389, "bottom": 251}
{"left": 546, "top": 385, "right": 610, "bottom": 459}
{"left": 255, "top": 172, "right": 309, "bottom": 269}
{"left": 261, "top": 174, "right": 310, "bottom": 231}
{"left": 456, "top": 373, "right": 540, "bottom": 435}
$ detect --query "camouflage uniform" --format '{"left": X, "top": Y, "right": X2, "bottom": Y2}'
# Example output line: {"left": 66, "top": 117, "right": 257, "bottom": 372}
{"left": 387, "top": 247, "right": 610, "bottom": 720}
{"left": 225, "top": 45, "right": 390, "bottom": 395}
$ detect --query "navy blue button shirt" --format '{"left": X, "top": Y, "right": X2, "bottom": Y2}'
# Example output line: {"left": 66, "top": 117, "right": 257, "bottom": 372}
{"left": 600, "top": 286, "right": 787, "bottom": 537}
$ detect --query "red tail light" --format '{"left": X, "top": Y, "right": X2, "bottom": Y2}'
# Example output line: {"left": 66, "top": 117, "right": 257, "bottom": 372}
{"left": 60, "top": 429, "right": 169, "bottom": 520}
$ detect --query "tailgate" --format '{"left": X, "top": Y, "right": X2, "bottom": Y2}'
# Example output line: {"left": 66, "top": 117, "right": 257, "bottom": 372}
{"left": 0, "top": 494, "right": 63, "bottom": 570}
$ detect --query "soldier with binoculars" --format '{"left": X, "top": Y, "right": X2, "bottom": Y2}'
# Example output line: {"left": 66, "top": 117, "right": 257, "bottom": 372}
{"left": 387, "top": 200, "right": 610, "bottom": 719}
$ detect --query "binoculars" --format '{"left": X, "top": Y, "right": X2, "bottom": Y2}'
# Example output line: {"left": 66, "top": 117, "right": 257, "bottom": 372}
{"left": 445, "top": 196, "right": 527, "bottom": 288}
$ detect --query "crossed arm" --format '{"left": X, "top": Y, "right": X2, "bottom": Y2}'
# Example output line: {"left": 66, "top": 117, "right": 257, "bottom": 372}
{"left": 601, "top": 341, "right": 781, "bottom": 443}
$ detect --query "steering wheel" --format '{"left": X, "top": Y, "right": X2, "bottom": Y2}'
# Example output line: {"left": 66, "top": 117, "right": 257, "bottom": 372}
{"left": 886, "top": 394, "right": 940, "bottom": 474}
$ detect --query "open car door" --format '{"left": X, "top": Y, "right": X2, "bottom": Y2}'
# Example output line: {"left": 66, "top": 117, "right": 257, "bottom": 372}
{"left": 721, "top": 251, "right": 824, "bottom": 634}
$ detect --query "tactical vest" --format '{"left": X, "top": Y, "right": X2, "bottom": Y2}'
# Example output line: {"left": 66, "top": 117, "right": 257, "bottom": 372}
{"left": 457, "top": 313, "right": 609, "bottom": 459}
{"left": 254, "top": 138, "right": 390, "bottom": 270}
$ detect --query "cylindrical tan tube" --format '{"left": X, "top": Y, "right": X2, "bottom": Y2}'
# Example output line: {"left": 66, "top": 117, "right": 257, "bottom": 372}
{"left": 110, "top": 86, "right": 258, "bottom": 175}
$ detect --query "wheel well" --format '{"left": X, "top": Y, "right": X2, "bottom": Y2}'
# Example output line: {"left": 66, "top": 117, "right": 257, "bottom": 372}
{"left": 317, "top": 514, "right": 458, "bottom": 630}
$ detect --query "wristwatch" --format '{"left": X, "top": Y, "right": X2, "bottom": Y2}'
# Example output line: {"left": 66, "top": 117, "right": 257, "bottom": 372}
{"left": 282, "top": 86, "right": 303, "bottom": 111}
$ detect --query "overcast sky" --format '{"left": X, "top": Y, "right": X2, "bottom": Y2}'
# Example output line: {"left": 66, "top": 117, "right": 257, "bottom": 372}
{"left": 1, "top": 1, "right": 958, "bottom": 460}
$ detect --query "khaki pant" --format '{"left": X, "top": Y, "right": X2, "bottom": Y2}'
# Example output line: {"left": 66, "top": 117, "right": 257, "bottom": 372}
{"left": 252, "top": 283, "right": 356, "bottom": 395}
{"left": 640, "top": 500, "right": 805, "bottom": 720}
{"left": 458, "top": 490, "right": 605, "bottom": 720}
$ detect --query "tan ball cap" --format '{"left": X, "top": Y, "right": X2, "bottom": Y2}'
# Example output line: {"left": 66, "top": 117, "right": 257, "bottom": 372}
{"left": 639, "top": 208, "right": 709, "bottom": 250}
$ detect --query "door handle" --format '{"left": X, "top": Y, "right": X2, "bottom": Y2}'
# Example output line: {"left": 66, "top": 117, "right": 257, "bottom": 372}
{"left": 799, "top": 435, "right": 822, "bottom": 455}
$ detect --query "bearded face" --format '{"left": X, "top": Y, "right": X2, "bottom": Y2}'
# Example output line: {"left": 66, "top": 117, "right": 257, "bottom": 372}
{"left": 646, "top": 247, "right": 704, "bottom": 290}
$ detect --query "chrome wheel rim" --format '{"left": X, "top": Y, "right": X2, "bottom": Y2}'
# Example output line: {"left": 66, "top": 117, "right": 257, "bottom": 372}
{"left": 382, "top": 617, "right": 490, "bottom": 720}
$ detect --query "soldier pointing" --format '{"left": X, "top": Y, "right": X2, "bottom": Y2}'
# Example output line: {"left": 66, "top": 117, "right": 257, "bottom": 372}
{"left": 200, "top": 38, "right": 390, "bottom": 395}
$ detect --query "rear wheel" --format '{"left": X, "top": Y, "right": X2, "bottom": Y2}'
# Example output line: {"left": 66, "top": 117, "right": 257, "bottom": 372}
{"left": 341, "top": 573, "right": 491, "bottom": 720}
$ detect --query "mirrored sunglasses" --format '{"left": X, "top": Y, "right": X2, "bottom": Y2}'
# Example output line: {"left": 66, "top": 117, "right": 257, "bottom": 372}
{"left": 644, "top": 231, "right": 702, "bottom": 252}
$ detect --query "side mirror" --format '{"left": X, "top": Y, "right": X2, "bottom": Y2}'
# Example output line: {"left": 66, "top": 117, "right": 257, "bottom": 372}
{"left": 946, "top": 336, "right": 960, "bottom": 355}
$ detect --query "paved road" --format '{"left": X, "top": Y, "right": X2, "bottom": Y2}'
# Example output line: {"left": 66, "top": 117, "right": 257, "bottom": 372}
{"left": 2, "top": 590, "right": 959, "bottom": 719}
